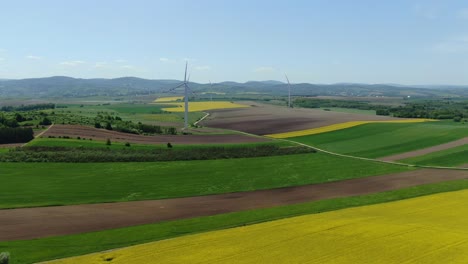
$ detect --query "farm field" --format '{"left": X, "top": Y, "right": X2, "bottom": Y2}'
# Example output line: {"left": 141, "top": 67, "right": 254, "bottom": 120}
{"left": 319, "top": 107, "right": 376, "bottom": 115}
{"left": 201, "top": 102, "right": 407, "bottom": 135}
{"left": 27, "top": 137, "right": 288, "bottom": 150}
{"left": 153, "top": 96, "right": 183, "bottom": 102}
{"left": 288, "top": 122, "right": 468, "bottom": 158}
{"left": 159, "top": 101, "right": 249, "bottom": 112}
{"left": 46, "top": 189, "right": 468, "bottom": 264}
{"left": 380, "top": 137, "right": 468, "bottom": 162}
{"left": 41, "top": 125, "right": 267, "bottom": 145}
{"left": 52, "top": 103, "right": 204, "bottom": 127}
{"left": 400, "top": 144, "right": 468, "bottom": 167}
{"left": 2, "top": 168, "right": 466, "bottom": 242}
{"left": 3, "top": 178, "right": 468, "bottom": 264}
{"left": 266, "top": 119, "right": 433, "bottom": 138}
{"left": 0, "top": 152, "right": 411, "bottom": 209}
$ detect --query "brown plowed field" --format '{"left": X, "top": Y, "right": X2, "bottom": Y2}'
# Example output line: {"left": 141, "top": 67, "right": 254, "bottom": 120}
{"left": 201, "top": 102, "right": 401, "bottom": 135}
{"left": 380, "top": 137, "right": 468, "bottom": 161}
{"left": 1, "top": 169, "right": 466, "bottom": 241}
{"left": 42, "top": 125, "right": 269, "bottom": 144}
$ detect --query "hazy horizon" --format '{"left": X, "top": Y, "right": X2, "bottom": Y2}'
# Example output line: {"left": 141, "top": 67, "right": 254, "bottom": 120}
{"left": 2, "top": 0, "right": 468, "bottom": 85}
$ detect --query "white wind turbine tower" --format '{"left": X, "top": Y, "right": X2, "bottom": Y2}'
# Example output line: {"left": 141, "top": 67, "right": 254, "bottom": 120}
{"left": 164, "top": 61, "right": 192, "bottom": 130}
{"left": 285, "top": 74, "right": 292, "bottom": 108}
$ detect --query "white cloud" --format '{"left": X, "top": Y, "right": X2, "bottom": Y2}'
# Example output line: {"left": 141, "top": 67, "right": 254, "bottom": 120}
{"left": 60, "top": 60, "right": 86, "bottom": 66}
{"left": 432, "top": 36, "right": 468, "bottom": 53}
{"left": 195, "top": 65, "right": 211, "bottom": 71}
{"left": 115, "top": 59, "right": 126, "bottom": 63}
{"left": 254, "top": 66, "right": 275, "bottom": 73}
{"left": 93, "top": 62, "right": 107, "bottom": 68}
{"left": 26, "top": 55, "right": 42, "bottom": 60}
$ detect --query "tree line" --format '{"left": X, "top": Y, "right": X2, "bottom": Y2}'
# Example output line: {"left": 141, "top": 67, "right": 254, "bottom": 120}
{"left": 294, "top": 98, "right": 467, "bottom": 121}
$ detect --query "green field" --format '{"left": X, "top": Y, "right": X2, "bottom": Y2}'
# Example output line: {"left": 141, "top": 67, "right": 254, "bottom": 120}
{"left": 26, "top": 137, "right": 289, "bottom": 150}
{"left": 400, "top": 145, "right": 468, "bottom": 167}
{"left": 320, "top": 107, "right": 376, "bottom": 115}
{"left": 3, "top": 179, "right": 468, "bottom": 264}
{"left": 0, "top": 152, "right": 411, "bottom": 209}
{"left": 289, "top": 122, "right": 467, "bottom": 158}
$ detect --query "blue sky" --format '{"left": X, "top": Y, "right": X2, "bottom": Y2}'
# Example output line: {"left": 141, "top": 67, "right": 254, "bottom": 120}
{"left": 1, "top": 0, "right": 468, "bottom": 84}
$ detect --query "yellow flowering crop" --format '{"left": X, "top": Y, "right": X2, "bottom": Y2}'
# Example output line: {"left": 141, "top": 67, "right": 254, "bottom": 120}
{"left": 160, "top": 101, "right": 249, "bottom": 112}
{"left": 153, "top": 96, "right": 184, "bottom": 102}
{"left": 266, "top": 119, "right": 435, "bottom": 138}
{"left": 47, "top": 189, "right": 468, "bottom": 264}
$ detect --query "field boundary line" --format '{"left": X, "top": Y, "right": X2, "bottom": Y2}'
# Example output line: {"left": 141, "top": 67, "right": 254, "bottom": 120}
{"left": 194, "top": 112, "right": 210, "bottom": 126}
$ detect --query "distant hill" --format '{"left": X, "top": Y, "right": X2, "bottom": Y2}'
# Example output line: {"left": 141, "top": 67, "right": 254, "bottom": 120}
{"left": 0, "top": 76, "right": 467, "bottom": 99}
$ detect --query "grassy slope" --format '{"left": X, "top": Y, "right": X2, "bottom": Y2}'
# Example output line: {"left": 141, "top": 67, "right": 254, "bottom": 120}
{"left": 3, "top": 179, "right": 467, "bottom": 264}
{"left": 400, "top": 144, "right": 468, "bottom": 167}
{"left": 0, "top": 153, "right": 410, "bottom": 209}
{"left": 289, "top": 122, "right": 467, "bottom": 158}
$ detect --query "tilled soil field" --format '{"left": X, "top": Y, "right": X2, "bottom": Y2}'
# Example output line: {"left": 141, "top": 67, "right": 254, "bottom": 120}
{"left": 42, "top": 125, "right": 269, "bottom": 144}
{"left": 201, "top": 102, "right": 401, "bottom": 135}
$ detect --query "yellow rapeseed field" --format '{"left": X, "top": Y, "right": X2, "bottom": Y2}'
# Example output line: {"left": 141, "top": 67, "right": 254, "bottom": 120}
{"left": 160, "top": 101, "right": 249, "bottom": 112}
{"left": 266, "top": 119, "right": 435, "bottom": 138}
{"left": 153, "top": 96, "right": 184, "bottom": 102}
{"left": 46, "top": 189, "right": 468, "bottom": 264}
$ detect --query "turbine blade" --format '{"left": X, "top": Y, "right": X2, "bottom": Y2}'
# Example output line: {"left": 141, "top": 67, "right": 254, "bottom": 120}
{"left": 163, "top": 82, "right": 184, "bottom": 93}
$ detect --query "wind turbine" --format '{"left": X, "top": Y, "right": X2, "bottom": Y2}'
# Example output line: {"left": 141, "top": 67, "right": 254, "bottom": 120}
{"left": 164, "top": 61, "right": 192, "bottom": 130}
{"left": 285, "top": 74, "right": 292, "bottom": 108}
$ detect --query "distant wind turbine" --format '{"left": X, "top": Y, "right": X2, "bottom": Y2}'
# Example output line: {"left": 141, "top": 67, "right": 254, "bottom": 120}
{"left": 209, "top": 80, "right": 213, "bottom": 101}
{"left": 285, "top": 74, "right": 292, "bottom": 108}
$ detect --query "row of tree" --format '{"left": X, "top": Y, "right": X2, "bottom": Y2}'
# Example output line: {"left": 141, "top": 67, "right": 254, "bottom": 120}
{"left": 1, "top": 145, "right": 314, "bottom": 162}
{"left": 0, "top": 127, "right": 34, "bottom": 144}
{"left": 94, "top": 114, "right": 178, "bottom": 135}
{"left": 0, "top": 103, "right": 55, "bottom": 112}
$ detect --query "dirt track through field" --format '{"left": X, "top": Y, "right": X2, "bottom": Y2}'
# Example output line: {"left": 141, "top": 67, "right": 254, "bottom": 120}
{"left": 1, "top": 169, "right": 466, "bottom": 241}
{"left": 379, "top": 137, "right": 468, "bottom": 161}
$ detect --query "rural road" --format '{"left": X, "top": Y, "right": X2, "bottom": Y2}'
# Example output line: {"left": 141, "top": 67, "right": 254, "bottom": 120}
{"left": 1, "top": 168, "right": 466, "bottom": 241}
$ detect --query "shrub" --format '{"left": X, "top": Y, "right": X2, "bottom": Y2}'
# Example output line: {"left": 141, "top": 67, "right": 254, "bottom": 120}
{"left": 106, "top": 139, "right": 111, "bottom": 146}
{"left": 0, "top": 252, "right": 10, "bottom": 264}
{"left": 125, "top": 142, "right": 131, "bottom": 147}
